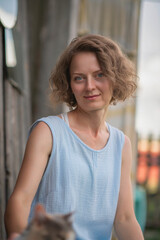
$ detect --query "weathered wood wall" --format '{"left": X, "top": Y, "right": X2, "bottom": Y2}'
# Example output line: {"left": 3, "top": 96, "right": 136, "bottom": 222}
{"left": 0, "top": 25, "right": 6, "bottom": 240}
{"left": 0, "top": 1, "right": 31, "bottom": 238}
{"left": 26, "top": 0, "right": 75, "bottom": 121}
{"left": 4, "top": 0, "right": 31, "bottom": 201}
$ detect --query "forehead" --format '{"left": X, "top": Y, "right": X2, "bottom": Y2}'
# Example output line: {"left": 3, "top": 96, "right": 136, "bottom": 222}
{"left": 70, "top": 52, "right": 101, "bottom": 73}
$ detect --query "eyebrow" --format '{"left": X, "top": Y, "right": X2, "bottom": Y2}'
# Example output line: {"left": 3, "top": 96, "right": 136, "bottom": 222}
{"left": 71, "top": 69, "right": 102, "bottom": 75}
{"left": 71, "top": 72, "right": 85, "bottom": 75}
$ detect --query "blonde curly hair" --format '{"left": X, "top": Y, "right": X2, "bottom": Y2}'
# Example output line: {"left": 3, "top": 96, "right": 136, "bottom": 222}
{"left": 49, "top": 34, "right": 137, "bottom": 107}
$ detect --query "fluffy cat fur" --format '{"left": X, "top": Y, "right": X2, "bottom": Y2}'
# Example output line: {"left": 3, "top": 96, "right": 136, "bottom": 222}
{"left": 16, "top": 204, "right": 75, "bottom": 240}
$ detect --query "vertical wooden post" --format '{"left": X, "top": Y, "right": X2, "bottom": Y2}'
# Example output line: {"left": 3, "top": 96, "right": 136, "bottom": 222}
{"left": 0, "top": 25, "right": 6, "bottom": 240}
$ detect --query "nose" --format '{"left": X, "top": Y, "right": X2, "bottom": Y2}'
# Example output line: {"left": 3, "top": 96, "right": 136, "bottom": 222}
{"left": 86, "top": 76, "right": 96, "bottom": 91}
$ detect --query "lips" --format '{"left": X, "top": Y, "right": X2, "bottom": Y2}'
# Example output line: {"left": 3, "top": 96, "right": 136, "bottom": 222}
{"left": 84, "top": 94, "right": 101, "bottom": 100}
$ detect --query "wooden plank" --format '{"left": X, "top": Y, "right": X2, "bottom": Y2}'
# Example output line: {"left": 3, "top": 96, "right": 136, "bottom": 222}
{"left": 5, "top": 80, "right": 23, "bottom": 199}
{"left": 0, "top": 26, "right": 6, "bottom": 240}
{"left": 27, "top": 0, "right": 69, "bottom": 120}
{"left": 4, "top": 0, "right": 32, "bottom": 202}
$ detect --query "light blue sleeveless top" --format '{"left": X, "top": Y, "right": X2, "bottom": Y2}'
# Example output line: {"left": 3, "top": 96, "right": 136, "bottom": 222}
{"left": 28, "top": 113, "right": 125, "bottom": 240}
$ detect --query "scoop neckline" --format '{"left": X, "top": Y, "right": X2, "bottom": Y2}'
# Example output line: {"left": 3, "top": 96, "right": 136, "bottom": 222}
{"left": 55, "top": 115, "right": 111, "bottom": 153}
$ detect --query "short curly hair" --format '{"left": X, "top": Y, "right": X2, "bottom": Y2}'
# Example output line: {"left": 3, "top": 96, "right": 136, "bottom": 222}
{"left": 49, "top": 34, "right": 137, "bottom": 107}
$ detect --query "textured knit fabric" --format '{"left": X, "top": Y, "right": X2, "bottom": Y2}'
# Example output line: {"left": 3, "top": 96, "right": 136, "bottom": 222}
{"left": 28, "top": 115, "right": 125, "bottom": 240}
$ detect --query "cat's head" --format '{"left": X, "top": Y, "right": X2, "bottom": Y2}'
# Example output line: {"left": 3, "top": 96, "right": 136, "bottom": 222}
{"left": 28, "top": 204, "right": 75, "bottom": 240}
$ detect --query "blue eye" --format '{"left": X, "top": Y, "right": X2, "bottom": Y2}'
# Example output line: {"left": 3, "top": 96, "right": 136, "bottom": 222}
{"left": 97, "top": 72, "right": 104, "bottom": 78}
{"left": 75, "top": 76, "right": 83, "bottom": 81}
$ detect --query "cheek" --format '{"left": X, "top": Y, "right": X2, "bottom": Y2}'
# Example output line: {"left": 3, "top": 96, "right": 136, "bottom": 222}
{"left": 70, "top": 80, "right": 76, "bottom": 91}
{"left": 70, "top": 84, "right": 76, "bottom": 95}
{"left": 71, "top": 83, "right": 82, "bottom": 96}
{"left": 102, "top": 83, "right": 113, "bottom": 99}
{"left": 70, "top": 82, "right": 75, "bottom": 95}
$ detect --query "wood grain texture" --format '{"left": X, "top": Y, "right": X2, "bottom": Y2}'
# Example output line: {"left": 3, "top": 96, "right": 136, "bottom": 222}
{"left": 0, "top": 26, "right": 6, "bottom": 240}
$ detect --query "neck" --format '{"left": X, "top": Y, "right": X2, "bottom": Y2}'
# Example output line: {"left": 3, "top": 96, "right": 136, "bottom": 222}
{"left": 70, "top": 107, "right": 108, "bottom": 136}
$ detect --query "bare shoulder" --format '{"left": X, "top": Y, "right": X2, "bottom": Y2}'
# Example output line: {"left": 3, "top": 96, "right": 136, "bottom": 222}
{"left": 122, "top": 135, "right": 132, "bottom": 167}
{"left": 122, "top": 135, "right": 132, "bottom": 154}
{"left": 11, "top": 121, "right": 53, "bottom": 201}
{"left": 30, "top": 121, "right": 52, "bottom": 137}
{"left": 28, "top": 121, "right": 53, "bottom": 154}
{"left": 123, "top": 134, "right": 131, "bottom": 149}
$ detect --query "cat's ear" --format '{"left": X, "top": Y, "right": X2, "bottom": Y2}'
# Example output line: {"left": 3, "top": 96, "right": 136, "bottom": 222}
{"left": 33, "top": 204, "right": 46, "bottom": 224}
{"left": 63, "top": 212, "right": 74, "bottom": 223}
{"left": 34, "top": 204, "right": 46, "bottom": 215}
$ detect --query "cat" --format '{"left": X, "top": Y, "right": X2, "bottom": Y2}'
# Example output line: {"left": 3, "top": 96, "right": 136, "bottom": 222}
{"left": 15, "top": 204, "right": 75, "bottom": 240}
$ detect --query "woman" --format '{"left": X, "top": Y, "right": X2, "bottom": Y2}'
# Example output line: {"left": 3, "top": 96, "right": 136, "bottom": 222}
{"left": 5, "top": 34, "right": 144, "bottom": 240}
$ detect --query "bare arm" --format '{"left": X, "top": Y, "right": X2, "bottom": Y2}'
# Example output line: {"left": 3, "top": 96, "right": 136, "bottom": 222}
{"left": 114, "top": 135, "right": 144, "bottom": 240}
{"left": 4, "top": 122, "right": 52, "bottom": 237}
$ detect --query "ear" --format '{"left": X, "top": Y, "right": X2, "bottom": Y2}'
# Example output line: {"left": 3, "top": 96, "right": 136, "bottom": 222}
{"left": 63, "top": 212, "right": 74, "bottom": 223}
{"left": 34, "top": 204, "right": 46, "bottom": 215}
{"left": 33, "top": 204, "right": 46, "bottom": 224}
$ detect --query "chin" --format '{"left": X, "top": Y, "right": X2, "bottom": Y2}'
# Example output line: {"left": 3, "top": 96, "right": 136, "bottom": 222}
{"left": 81, "top": 104, "right": 108, "bottom": 112}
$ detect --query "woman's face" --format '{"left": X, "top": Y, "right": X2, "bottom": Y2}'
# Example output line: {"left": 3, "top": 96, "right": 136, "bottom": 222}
{"left": 70, "top": 51, "right": 113, "bottom": 112}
